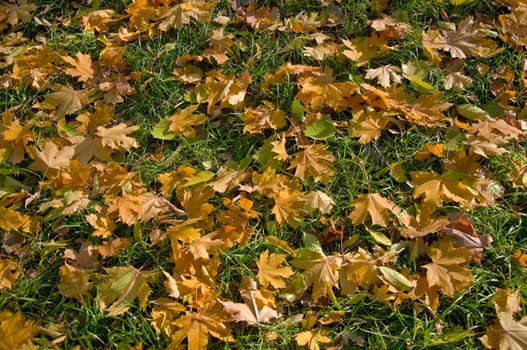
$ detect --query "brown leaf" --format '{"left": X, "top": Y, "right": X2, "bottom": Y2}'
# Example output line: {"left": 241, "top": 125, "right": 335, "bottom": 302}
{"left": 29, "top": 141, "right": 75, "bottom": 173}
{"left": 365, "top": 64, "right": 401, "bottom": 88}
{"left": 39, "top": 84, "right": 89, "bottom": 119}
{"left": 480, "top": 289, "right": 527, "bottom": 349}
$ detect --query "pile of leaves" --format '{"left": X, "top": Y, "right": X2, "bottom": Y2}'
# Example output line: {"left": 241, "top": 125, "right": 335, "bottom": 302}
{"left": 1, "top": 0, "right": 527, "bottom": 348}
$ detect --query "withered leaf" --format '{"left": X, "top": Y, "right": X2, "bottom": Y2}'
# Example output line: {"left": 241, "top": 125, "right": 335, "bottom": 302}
{"left": 221, "top": 277, "right": 279, "bottom": 325}
{"left": 39, "top": 84, "right": 89, "bottom": 119}
{"left": 96, "top": 123, "right": 139, "bottom": 151}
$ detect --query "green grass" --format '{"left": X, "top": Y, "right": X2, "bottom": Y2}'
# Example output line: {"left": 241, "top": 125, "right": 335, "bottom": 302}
{"left": 1, "top": 0, "right": 527, "bottom": 349}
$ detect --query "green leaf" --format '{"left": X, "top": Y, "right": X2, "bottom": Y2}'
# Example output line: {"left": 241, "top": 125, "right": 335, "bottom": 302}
{"left": 151, "top": 117, "right": 176, "bottom": 140}
{"left": 184, "top": 171, "right": 215, "bottom": 187}
{"left": 378, "top": 266, "right": 412, "bottom": 291}
{"left": 409, "top": 77, "right": 435, "bottom": 94}
{"left": 304, "top": 116, "right": 335, "bottom": 140}
{"left": 290, "top": 99, "right": 304, "bottom": 120}
{"left": 365, "top": 226, "right": 392, "bottom": 246}
{"left": 457, "top": 104, "right": 491, "bottom": 120}
{"left": 429, "top": 325, "right": 474, "bottom": 345}
{"left": 57, "top": 120, "right": 81, "bottom": 137}
{"left": 302, "top": 232, "right": 324, "bottom": 254}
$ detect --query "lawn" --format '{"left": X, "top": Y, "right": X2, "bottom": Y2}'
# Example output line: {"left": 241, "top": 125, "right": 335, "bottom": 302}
{"left": 1, "top": 0, "right": 527, "bottom": 349}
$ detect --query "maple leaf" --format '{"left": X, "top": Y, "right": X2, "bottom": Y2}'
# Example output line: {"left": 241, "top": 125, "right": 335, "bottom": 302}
{"left": 209, "top": 166, "right": 247, "bottom": 193}
{"left": 342, "top": 36, "right": 388, "bottom": 67}
{"left": 349, "top": 193, "right": 399, "bottom": 227}
{"left": 256, "top": 250, "right": 294, "bottom": 289}
{"left": 96, "top": 123, "right": 139, "bottom": 151}
{"left": 242, "top": 102, "right": 286, "bottom": 134}
{"left": 62, "top": 52, "right": 94, "bottom": 82}
{"left": 443, "top": 212, "right": 492, "bottom": 260}
{"left": 509, "top": 161, "right": 527, "bottom": 188}
{"left": 81, "top": 9, "right": 117, "bottom": 33}
{"left": 369, "top": 16, "right": 410, "bottom": 39}
{"left": 0, "top": 310, "right": 37, "bottom": 350}
{"left": 232, "top": 2, "right": 281, "bottom": 30}
{"left": 0, "top": 206, "right": 30, "bottom": 232}
{"left": 167, "top": 104, "right": 207, "bottom": 138}
{"left": 349, "top": 109, "right": 391, "bottom": 144}
{"left": 170, "top": 300, "right": 232, "bottom": 350}
{"left": 300, "top": 190, "right": 335, "bottom": 214}
{"left": 28, "top": 141, "right": 75, "bottom": 174}
{"left": 96, "top": 238, "right": 131, "bottom": 258}
{"left": 186, "top": 234, "right": 224, "bottom": 261}
{"left": 96, "top": 266, "right": 153, "bottom": 317}
{"left": 0, "top": 1, "right": 36, "bottom": 30}
{"left": 0, "top": 257, "right": 18, "bottom": 290}
{"left": 288, "top": 143, "right": 336, "bottom": 184}
{"left": 158, "top": 0, "right": 215, "bottom": 31}
{"left": 443, "top": 60, "right": 473, "bottom": 91}
{"left": 271, "top": 189, "right": 306, "bottom": 228}
{"left": 498, "top": 4, "right": 527, "bottom": 48}
{"left": 86, "top": 206, "right": 116, "bottom": 238}
{"left": 423, "top": 238, "right": 474, "bottom": 296}
{"left": 221, "top": 277, "right": 279, "bottom": 325}
{"left": 296, "top": 66, "right": 359, "bottom": 110}
{"left": 195, "top": 70, "right": 251, "bottom": 115}
{"left": 39, "top": 84, "right": 89, "bottom": 119}
{"left": 411, "top": 171, "right": 472, "bottom": 210}
{"left": 107, "top": 192, "right": 144, "bottom": 226}
{"left": 291, "top": 236, "right": 342, "bottom": 300}
{"left": 139, "top": 192, "right": 172, "bottom": 223}
{"left": 296, "top": 329, "right": 331, "bottom": 350}
{"left": 480, "top": 289, "right": 527, "bottom": 349}
{"left": 0, "top": 112, "right": 34, "bottom": 163}
{"left": 339, "top": 248, "right": 380, "bottom": 294}
{"left": 397, "top": 91, "right": 453, "bottom": 127}
{"left": 422, "top": 17, "right": 501, "bottom": 61}
{"left": 58, "top": 262, "right": 92, "bottom": 300}
{"left": 365, "top": 64, "right": 402, "bottom": 88}
{"left": 127, "top": 0, "right": 157, "bottom": 31}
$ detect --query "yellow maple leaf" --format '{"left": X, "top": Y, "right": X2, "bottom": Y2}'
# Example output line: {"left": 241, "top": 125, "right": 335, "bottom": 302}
{"left": 288, "top": 143, "right": 335, "bottom": 184}
{"left": 256, "top": 250, "right": 294, "bottom": 289}
{"left": 423, "top": 238, "right": 474, "bottom": 296}
{"left": 168, "top": 105, "right": 207, "bottom": 138}
{"left": 349, "top": 193, "right": 398, "bottom": 227}
{"left": 0, "top": 310, "right": 37, "bottom": 350}
{"left": 0, "top": 257, "right": 18, "bottom": 290}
